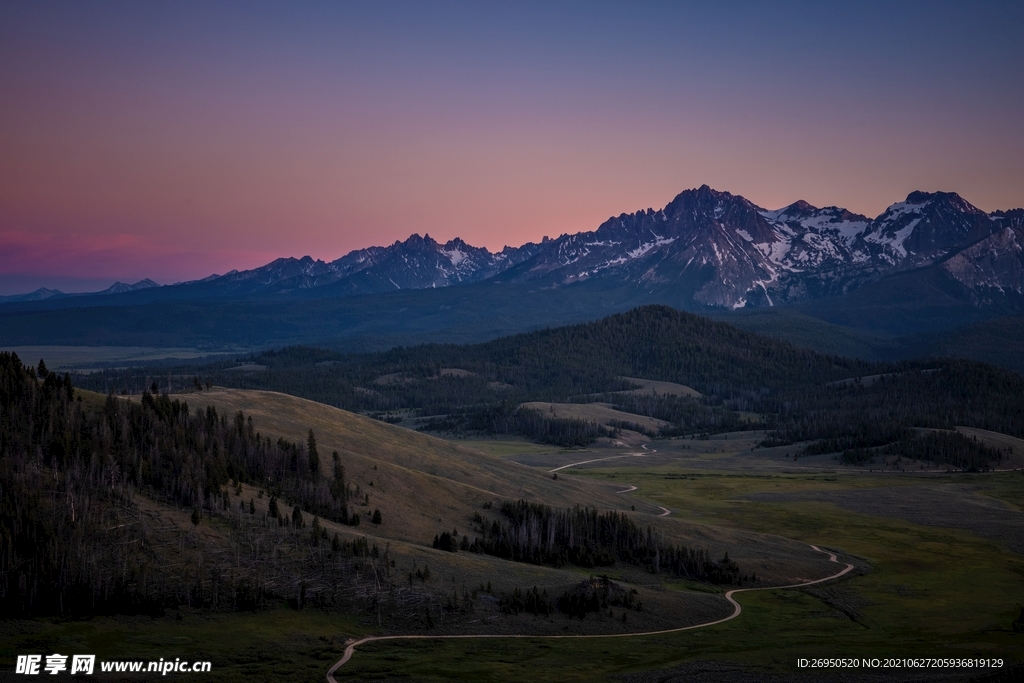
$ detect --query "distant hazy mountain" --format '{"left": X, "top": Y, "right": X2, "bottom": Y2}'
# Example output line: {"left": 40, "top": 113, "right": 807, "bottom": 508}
{"left": 127, "top": 235, "right": 541, "bottom": 300}
{"left": 0, "top": 278, "right": 159, "bottom": 303}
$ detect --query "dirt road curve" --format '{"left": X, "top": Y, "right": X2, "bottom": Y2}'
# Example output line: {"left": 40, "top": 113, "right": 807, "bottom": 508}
{"left": 325, "top": 544, "right": 853, "bottom": 681}
{"left": 549, "top": 445, "right": 658, "bottom": 473}
{"left": 613, "top": 481, "right": 668, "bottom": 515}
{"left": 548, "top": 452, "right": 648, "bottom": 473}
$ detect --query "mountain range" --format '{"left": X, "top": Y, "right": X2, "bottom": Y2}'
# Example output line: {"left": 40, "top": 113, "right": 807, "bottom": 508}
{"left": 9, "top": 185, "right": 1020, "bottom": 311}
{"left": 2, "top": 186, "right": 1022, "bottom": 371}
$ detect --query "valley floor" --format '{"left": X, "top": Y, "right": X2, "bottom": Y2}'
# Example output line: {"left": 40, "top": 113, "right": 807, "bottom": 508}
{"left": 325, "top": 436, "right": 1024, "bottom": 681}
{"left": 4, "top": 397, "right": 1022, "bottom": 682}
{"left": 8, "top": 461, "right": 1019, "bottom": 682}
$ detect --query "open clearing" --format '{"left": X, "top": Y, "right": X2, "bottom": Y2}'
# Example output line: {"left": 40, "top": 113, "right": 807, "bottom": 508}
{"left": 617, "top": 376, "right": 702, "bottom": 397}
{"left": 172, "top": 388, "right": 655, "bottom": 545}
{"left": 326, "top": 546, "right": 853, "bottom": 681}
{"left": 155, "top": 389, "right": 837, "bottom": 613}
{"left": 744, "top": 483, "right": 1024, "bottom": 554}
{"left": 519, "top": 401, "right": 670, "bottom": 432}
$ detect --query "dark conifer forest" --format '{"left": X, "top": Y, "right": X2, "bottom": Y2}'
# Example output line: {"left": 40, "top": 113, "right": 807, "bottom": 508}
{"left": 458, "top": 500, "right": 743, "bottom": 584}
{"left": 6, "top": 303, "right": 1024, "bottom": 630}
{"left": 0, "top": 348, "right": 741, "bottom": 627}
{"left": 74, "top": 305, "right": 1024, "bottom": 459}
{"left": 0, "top": 352, "right": 376, "bottom": 617}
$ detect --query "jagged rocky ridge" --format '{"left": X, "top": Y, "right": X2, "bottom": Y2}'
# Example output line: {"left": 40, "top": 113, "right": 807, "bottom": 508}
{"left": 140, "top": 235, "right": 542, "bottom": 299}
{"left": 9, "top": 188, "right": 1022, "bottom": 310}
{"left": 174, "top": 186, "right": 1024, "bottom": 308}
{"left": 512, "top": 186, "right": 1023, "bottom": 308}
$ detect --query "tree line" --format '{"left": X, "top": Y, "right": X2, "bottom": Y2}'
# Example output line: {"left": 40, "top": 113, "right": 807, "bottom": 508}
{"left": 497, "top": 576, "right": 644, "bottom": 620}
{"left": 439, "top": 500, "right": 743, "bottom": 584}
{"left": 763, "top": 361, "right": 1024, "bottom": 464}
{"left": 0, "top": 352, "right": 395, "bottom": 618}
{"left": 71, "top": 305, "right": 873, "bottom": 440}
{"left": 70, "top": 306, "right": 1024, "bottom": 452}
{"left": 839, "top": 429, "right": 1008, "bottom": 470}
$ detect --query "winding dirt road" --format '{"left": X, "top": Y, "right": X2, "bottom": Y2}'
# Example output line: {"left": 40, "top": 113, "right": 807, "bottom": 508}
{"left": 548, "top": 452, "right": 648, "bottom": 473}
{"left": 325, "top": 544, "right": 853, "bottom": 681}
{"left": 549, "top": 444, "right": 658, "bottom": 474}
{"left": 610, "top": 471, "right": 667, "bottom": 518}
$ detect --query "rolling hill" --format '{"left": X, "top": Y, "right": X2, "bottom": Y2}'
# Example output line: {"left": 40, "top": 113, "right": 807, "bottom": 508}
{"left": 1, "top": 351, "right": 840, "bottom": 640}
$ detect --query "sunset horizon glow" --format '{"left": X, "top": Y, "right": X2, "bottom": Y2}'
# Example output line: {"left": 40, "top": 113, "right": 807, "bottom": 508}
{"left": 3, "top": 1, "right": 1022, "bottom": 294}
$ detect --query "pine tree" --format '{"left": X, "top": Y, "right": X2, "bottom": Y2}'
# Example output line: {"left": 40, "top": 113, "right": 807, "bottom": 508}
{"left": 307, "top": 429, "right": 320, "bottom": 477}
{"left": 292, "top": 505, "right": 304, "bottom": 528}
{"left": 331, "top": 452, "right": 346, "bottom": 503}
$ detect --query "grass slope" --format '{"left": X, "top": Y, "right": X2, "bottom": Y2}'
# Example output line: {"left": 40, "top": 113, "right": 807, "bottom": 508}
{"left": 519, "top": 402, "right": 669, "bottom": 433}
{"left": 173, "top": 389, "right": 832, "bottom": 585}
{"left": 328, "top": 468, "right": 1024, "bottom": 681}
{"left": 173, "top": 388, "right": 640, "bottom": 545}
{"left": 9, "top": 386, "right": 1022, "bottom": 680}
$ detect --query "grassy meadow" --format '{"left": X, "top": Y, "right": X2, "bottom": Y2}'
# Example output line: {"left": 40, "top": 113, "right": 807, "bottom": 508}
{"left": 326, "top": 469, "right": 1023, "bottom": 682}
{"left": 4, "top": 390, "right": 1022, "bottom": 682}
{"left": 10, "top": 466, "right": 1014, "bottom": 683}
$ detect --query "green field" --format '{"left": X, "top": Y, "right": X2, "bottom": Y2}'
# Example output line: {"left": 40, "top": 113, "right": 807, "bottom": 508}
{"left": 1, "top": 610, "right": 358, "bottom": 682}
{"left": 326, "top": 468, "right": 1024, "bottom": 681}
{"left": 7, "top": 464, "right": 1020, "bottom": 681}
{"left": 5, "top": 380, "right": 1023, "bottom": 682}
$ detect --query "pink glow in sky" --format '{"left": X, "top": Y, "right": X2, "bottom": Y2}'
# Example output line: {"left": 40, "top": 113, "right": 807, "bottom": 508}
{"left": 2, "top": 2, "right": 1022, "bottom": 294}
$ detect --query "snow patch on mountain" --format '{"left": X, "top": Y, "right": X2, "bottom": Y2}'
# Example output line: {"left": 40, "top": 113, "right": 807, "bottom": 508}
{"left": 442, "top": 247, "right": 467, "bottom": 266}
{"left": 628, "top": 235, "right": 675, "bottom": 259}
{"left": 942, "top": 226, "right": 1024, "bottom": 294}
{"left": 23, "top": 185, "right": 1017, "bottom": 312}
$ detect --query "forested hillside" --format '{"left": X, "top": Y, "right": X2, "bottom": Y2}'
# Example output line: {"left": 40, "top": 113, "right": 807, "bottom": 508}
{"left": 2, "top": 352, "right": 744, "bottom": 627}
{"left": 77, "top": 306, "right": 872, "bottom": 441}
{"left": 0, "top": 353, "right": 370, "bottom": 617}
{"left": 72, "top": 305, "right": 1024, "bottom": 455}
{"left": 240, "top": 305, "right": 878, "bottom": 396}
{"left": 462, "top": 501, "right": 744, "bottom": 584}
{"left": 763, "top": 360, "right": 1024, "bottom": 468}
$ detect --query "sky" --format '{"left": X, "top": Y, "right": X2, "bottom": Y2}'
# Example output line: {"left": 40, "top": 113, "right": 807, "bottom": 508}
{"left": 2, "top": 1, "right": 1022, "bottom": 294}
